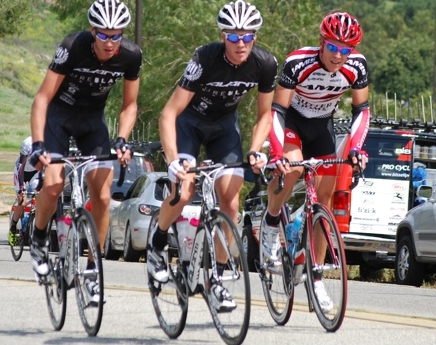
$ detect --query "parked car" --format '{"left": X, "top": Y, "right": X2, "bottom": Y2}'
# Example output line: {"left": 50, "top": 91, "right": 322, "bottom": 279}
{"left": 395, "top": 185, "right": 436, "bottom": 286}
{"left": 105, "top": 172, "right": 202, "bottom": 262}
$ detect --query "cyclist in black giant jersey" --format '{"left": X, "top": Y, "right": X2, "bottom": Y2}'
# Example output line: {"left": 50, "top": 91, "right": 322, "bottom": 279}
{"left": 262, "top": 12, "right": 370, "bottom": 313}
{"left": 147, "top": 0, "right": 278, "bottom": 312}
{"left": 29, "top": 0, "right": 141, "bottom": 304}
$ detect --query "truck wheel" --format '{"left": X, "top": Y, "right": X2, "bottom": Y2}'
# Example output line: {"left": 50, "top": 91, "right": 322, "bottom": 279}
{"left": 395, "top": 235, "right": 425, "bottom": 287}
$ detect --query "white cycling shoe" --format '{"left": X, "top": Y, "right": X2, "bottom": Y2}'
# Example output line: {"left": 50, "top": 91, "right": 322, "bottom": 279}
{"left": 261, "top": 219, "right": 281, "bottom": 261}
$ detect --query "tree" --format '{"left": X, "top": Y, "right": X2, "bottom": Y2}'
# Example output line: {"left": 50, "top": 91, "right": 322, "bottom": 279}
{"left": 0, "top": 0, "right": 32, "bottom": 37}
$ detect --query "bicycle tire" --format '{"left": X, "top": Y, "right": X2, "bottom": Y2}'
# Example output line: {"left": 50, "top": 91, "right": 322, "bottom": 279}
{"left": 258, "top": 211, "right": 293, "bottom": 326}
{"left": 304, "top": 203, "right": 347, "bottom": 332}
{"left": 44, "top": 252, "right": 67, "bottom": 331}
{"left": 203, "top": 209, "right": 250, "bottom": 345}
{"left": 73, "top": 207, "right": 104, "bottom": 336}
{"left": 147, "top": 210, "right": 188, "bottom": 339}
{"left": 9, "top": 206, "right": 25, "bottom": 261}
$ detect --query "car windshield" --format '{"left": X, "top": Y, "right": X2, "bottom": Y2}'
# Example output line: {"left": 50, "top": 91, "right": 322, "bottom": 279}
{"left": 363, "top": 136, "right": 412, "bottom": 181}
{"left": 113, "top": 155, "right": 148, "bottom": 182}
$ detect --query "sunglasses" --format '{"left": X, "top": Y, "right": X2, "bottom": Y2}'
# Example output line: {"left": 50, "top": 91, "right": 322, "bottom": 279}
{"left": 324, "top": 40, "right": 354, "bottom": 55}
{"left": 95, "top": 31, "right": 123, "bottom": 42}
{"left": 223, "top": 32, "right": 256, "bottom": 44}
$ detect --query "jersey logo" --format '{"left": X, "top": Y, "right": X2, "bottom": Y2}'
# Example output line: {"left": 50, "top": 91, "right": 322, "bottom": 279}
{"left": 183, "top": 59, "right": 203, "bottom": 81}
{"left": 53, "top": 46, "right": 69, "bottom": 65}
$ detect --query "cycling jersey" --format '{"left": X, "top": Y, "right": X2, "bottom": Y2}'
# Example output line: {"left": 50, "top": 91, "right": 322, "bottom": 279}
{"left": 49, "top": 31, "right": 142, "bottom": 111}
{"left": 14, "top": 136, "right": 37, "bottom": 193}
{"left": 179, "top": 42, "right": 278, "bottom": 120}
{"left": 270, "top": 46, "right": 369, "bottom": 160}
{"left": 279, "top": 46, "right": 368, "bottom": 119}
{"left": 18, "top": 136, "right": 34, "bottom": 173}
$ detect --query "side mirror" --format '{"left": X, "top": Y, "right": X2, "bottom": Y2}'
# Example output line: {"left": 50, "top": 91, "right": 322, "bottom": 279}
{"left": 417, "top": 185, "right": 433, "bottom": 199}
{"left": 111, "top": 191, "right": 125, "bottom": 201}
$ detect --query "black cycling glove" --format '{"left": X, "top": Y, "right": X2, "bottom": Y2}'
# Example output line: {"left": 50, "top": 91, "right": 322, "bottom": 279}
{"left": 114, "top": 137, "right": 133, "bottom": 157}
{"left": 29, "top": 141, "right": 46, "bottom": 168}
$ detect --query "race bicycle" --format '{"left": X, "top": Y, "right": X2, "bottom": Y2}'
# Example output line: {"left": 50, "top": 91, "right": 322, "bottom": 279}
{"left": 258, "top": 157, "right": 362, "bottom": 332}
{"left": 147, "top": 160, "right": 251, "bottom": 345}
{"left": 9, "top": 190, "right": 37, "bottom": 261}
{"left": 38, "top": 152, "right": 123, "bottom": 336}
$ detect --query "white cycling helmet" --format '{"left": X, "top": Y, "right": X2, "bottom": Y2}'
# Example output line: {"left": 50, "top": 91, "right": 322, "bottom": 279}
{"left": 88, "top": 0, "right": 131, "bottom": 30}
{"left": 217, "top": 0, "right": 263, "bottom": 32}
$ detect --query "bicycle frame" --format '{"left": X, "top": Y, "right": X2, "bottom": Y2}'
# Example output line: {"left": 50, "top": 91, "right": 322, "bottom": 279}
{"left": 184, "top": 160, "right": 242, "bottom": 292}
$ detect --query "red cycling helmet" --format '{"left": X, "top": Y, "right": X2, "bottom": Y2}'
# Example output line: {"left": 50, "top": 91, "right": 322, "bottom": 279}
{"left": 320, "top": 12, "right": 362, "bottom": 46}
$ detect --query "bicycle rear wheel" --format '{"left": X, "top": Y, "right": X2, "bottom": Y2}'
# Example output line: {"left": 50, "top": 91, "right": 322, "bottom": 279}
{"left": 305, "top": 204, "right": 347, "bottom": 332}
{"left": 44, "top": 254, "right": 67, "bottom": 331}
{"left": 73, "top": 207, "right": 104, "bottom": 336}
{"left": 147, "top": 210, "right": 188, "bottom": 339}
{"left": 203, "top": 210, "right": 250, "bottom": 345}
{"left": 258, "top": 211, "right": 293, "bottom": 326}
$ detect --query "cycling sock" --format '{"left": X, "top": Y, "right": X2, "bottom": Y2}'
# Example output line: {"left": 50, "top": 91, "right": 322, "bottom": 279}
{"left": 87, "top": 260, "right": 96, "bottom": 270}
{"left": 265, "top": 212, "right": 281, "bottom": 226}
{"left": 33, "top": 226, "right": 47, "bottom": 245}
{"left": 216, "top": 262, "right": 226, "bottom": 277}
{"left": 152, "top": 227, "right": 168, "bottom": 249}
{"left": 313, "top": 270, "right": 322, "bottom": 281}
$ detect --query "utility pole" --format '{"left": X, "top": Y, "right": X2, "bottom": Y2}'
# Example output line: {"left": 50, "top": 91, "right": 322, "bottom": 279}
{"left": 433, "top": 4, "right": 436, "bottom": 116}
{"left": 134, "top": 0, "right": 143, "bottom": 49}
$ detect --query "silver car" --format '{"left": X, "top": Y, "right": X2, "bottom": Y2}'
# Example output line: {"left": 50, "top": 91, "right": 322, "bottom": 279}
{"left": 105, "top": 172, "right": 201, "bottom": 262}
{"left": 395, "top": 185, "right": 436, "bottom": 286}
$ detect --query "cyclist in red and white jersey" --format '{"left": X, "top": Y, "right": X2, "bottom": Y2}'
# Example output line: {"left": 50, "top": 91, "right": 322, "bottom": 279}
{"left": 8, "top": 136, "right": 39, "bottom": 246}
{"left": 29, "top": 0, "right": 141, "bottom": 304}
{"left": 262, "top": 12, "right": 370, "bottom": 312}
{"left": 147, "top": 0, "right": 277, "bottom": 312}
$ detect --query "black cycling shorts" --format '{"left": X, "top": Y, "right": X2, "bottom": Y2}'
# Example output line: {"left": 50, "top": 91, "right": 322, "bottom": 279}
{"left": 176, "top": 108, "right": 243, "bottom": 164}
{"left": 44, "top": 103, "right": 111, "bottom": 156}
{"left": 284, "top": 108, "right": 336, "bottom": 159}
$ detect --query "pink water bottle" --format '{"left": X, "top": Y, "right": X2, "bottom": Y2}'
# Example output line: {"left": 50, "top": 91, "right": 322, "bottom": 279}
{"left": 57, "top": 215, "right": 72, "bottom": 258}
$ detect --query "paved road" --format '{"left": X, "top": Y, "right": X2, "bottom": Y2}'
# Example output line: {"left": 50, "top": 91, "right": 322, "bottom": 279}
{"left": 0, "top": 217, "right": 435, "bottom": 344}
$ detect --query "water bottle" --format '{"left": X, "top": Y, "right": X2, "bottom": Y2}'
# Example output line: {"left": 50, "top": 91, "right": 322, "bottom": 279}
{"left": 176, "top": 216, "right": 189, "bottom": 261}
{"left": 21, "top": 214, "right": 30, "bottom": 233}
{"left": 286, "top": 212, "right": 303, "bottom": 257}
{"left": 57, "top": 215, "right": 72, "bottom": 258}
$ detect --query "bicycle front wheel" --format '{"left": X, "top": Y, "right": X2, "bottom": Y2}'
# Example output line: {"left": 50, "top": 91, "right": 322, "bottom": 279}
{"left": 147, "top": 210, "right": 188, "bottom": 339}
{"left": 203, "top": 210, "right": 250, "bottom": 345}
{"left": 73, "top": 208, "right": 104, "bottom": 336}
{"left": 258, "top": 211, "right": 293, "bottom": 326}
{"left": 305, "top": 204, "right": 347, "bottom": 332}
{"left": 44, "top": 255, "right": 67, "bottom": 331}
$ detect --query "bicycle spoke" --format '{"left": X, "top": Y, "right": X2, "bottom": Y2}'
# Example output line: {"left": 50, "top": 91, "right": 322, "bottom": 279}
{"left": 44, "top": 255, "right": 67, "bottom": 331}
{"left": 148, "top": 211, "right": 188, "bottom": 339}
{"left": 305, "top": 204, "right": 347, "bottom": 332}
{"left": 203, "top": 210, "right": 250, "bottom": 345}
{"left": 74, "top": 208, "right": 104, "bottom": 336}
{"left": 258, "top": 211, "right": 293, "bottom": 326}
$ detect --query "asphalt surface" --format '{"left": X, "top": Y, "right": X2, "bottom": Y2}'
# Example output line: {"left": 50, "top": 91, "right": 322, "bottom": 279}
{"left": 0, "top": 217, "right": 435, "bottom": 344}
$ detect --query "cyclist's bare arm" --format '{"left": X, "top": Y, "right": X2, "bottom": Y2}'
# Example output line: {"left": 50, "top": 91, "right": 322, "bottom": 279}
{"left": 30, "top": 70, "right": 66, "bottom": 170}
{"left": 249, "top": 90, "right": 274, "bottom": 154}
{"left": 116, "top": 78, "right": 140, "bottom": 165}
{"left": 159, "top": 86, "right": 195, "bottom": 182}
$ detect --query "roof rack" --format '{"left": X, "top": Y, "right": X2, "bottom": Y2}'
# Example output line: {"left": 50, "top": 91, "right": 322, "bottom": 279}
{"left": 333, "top": 116, "right": 436, "bottom": 134}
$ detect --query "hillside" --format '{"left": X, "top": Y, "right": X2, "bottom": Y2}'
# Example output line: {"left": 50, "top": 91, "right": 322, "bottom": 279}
{"left": 0, "top": 2, "right": 66, "bottom": 214}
